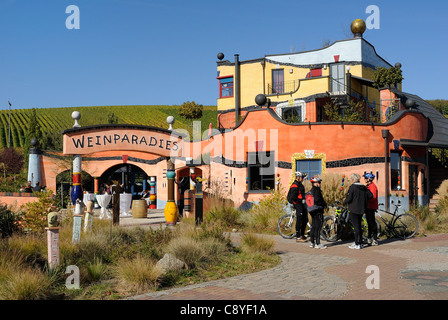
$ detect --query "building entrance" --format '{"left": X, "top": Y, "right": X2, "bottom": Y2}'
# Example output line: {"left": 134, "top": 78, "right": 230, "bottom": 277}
{"left": 101, "top": 164, "right": 149, "bottom": 200}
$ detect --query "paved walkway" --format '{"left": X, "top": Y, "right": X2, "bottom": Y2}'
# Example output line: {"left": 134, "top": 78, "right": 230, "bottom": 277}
{"left": 128, "top": 232, "right": 448, "bottom": 301}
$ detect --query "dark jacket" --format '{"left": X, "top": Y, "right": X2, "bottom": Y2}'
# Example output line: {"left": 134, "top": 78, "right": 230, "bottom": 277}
{"left": 344, "top": 183, "right": 373, "bottom": 215}
{"left": 290, "top": 180, "right": 306, "bottom": 205}
{"left": 310, "top": 186, "right": 327, "bottom": 211}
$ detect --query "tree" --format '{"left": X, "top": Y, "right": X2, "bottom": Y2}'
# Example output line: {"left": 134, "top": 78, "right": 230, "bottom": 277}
{"left": 323, "top": 99, "right": 366, "bottom": 122}
{"left": 108, "top": 112, "right": 119, "bottom": 124}
{"left": 23, "top": 108, "right": 43, "bottom": 166}
{"left": 427, "top": 99, "right": 448, "bottom": 116}
{"left": 373, "top": 66, "right": 404, "bottom": 89}
{"left": 0, "top": 148, "right": 24, "bottom": 174}
{"left": 179, "top": 101, "right": 203, "bottom": 123}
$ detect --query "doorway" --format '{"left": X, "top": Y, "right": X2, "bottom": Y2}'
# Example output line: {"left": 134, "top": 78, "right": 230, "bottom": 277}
{"left": 101, "top": 164, "right": 149, "bottom": 200}
{"left": 409, "top": 165, "right": 419, "bottom": 208}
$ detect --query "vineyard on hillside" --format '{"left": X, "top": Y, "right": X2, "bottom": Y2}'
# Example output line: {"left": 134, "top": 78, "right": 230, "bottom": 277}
{"left": 0, "top": 105, "right": 217, "bottom": 149}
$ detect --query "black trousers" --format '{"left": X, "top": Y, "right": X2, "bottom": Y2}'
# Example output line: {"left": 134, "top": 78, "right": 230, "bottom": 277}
{"left": 365, "top": 209, "right": 378, "bottom": 240}
{"left": 310, "top": 213, "right": 323, "bottom": 245}
{"left": 295, "top": 203, "right": 308, "bottom": 237}
{"left": 349, "top": 212, "right": 363, "bottom": 245}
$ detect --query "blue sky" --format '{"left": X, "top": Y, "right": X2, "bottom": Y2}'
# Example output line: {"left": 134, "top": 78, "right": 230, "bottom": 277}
{"left": 0, "top": 0, "right": 447, "bottom": 110}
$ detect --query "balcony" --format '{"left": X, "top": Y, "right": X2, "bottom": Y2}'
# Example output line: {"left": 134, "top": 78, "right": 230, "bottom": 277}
{"left": 267, "top": 76, "right": 331, "bottom": 99}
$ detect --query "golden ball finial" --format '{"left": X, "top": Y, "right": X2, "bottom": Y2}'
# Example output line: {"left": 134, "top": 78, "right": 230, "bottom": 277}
{"left": 351, "top": 19, "right": 366, "bottom": 38}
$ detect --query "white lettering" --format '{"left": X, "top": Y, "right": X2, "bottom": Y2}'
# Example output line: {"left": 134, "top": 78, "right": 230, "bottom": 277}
{"left": 66, "top": 5, "right": 80, "bottom": 30}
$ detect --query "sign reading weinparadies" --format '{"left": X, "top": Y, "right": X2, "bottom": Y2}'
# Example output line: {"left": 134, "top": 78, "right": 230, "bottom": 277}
{"left": 63, "top": 126, "right": 184, "bottom": 158}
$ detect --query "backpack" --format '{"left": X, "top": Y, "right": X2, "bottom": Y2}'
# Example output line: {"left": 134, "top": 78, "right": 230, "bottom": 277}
{"left": 305, "top": 190, "right": 322, "bottom": 214}
{"left": 287, "top": 183, "right": 297, "bottom": 204}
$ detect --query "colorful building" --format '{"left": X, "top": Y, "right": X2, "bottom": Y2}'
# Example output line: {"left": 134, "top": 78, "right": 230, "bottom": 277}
{"left": 8, "top": 20, "right": 447, "bottom": 214}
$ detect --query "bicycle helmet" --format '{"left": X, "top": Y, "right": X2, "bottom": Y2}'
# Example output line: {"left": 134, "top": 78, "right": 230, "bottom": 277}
{"left": 364, "top": 173, "right": 375, "bottom": 180}
{"left": 310, "top": 176, "right": 322, "bottom": 183}
{"left": 295, "top": 171, "right": 307, "bottom": 178}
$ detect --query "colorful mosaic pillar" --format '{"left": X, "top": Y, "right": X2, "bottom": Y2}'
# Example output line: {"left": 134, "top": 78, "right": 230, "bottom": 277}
{"left": 164, "top": 159, "right": 178, "bottom": 225}
{"left": 149, "top": 177, "right": 157, "bottom": 209}
{"left": 93, "top": 177, "right": 100, "bottom": 208}
{"left": 71, "top": 154, "right": 83, "bottom": 206}
{"left": 70, "top": 112, "right": 83, "bottom": 206}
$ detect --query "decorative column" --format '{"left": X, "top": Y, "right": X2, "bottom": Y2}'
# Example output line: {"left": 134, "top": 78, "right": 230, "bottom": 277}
{"left": 194, "top": 175, "right": 203, "bottom": 226}
{"left": 46, "top": 211, "right": 60, "bottom": 270}
{"left": 184, "top": 168, "right": 195, "bottom": 218}
{"left": 164, "top": 159, "right": 178, "bottom": 225}
{"left": 27, "top": 138, "right": 41, "bottom": 188}
{"left": 93, "top": 177, "right": 100, "bottom": 208}
{"left": 72, "top": 200, "right": 83, "bottom": 243}
{"left": 84, "top": 200, "right": 94, "bottom": 232}
{"left": 70, "top": 111, "right": 83, "bottom": 206}
{"left": 46, "top": 227, "right": 60, "bottom": 270}
{"left": 149, "top": 177, "right": 157, "bottom": 209}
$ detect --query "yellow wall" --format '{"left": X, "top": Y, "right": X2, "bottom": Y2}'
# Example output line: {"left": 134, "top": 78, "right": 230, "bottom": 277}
{"left": 217, "top": 59, "right": 387, "bottom": 116}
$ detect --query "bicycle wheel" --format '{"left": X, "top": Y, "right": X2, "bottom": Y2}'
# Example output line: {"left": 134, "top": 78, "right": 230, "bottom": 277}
{"left": 392, "top": 214, "right": 418, "bottom": 239}
{"left": 361, "top": 217, "right": 382, "bottom": 240}
{"left": 321, "top": 215, "right": 342, "bottom": 242}
{"left": 278, "top": 214, "right": 297, "bottom": 239}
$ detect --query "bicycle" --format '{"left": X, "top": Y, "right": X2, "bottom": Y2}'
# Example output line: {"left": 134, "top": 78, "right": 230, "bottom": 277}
{"left": 376, "top": 200, "right": 418, "bottom": 239}
{"left": 277, "top": 210, "right": 329, "bottom": 240}
{"left": 321, "top": 201, "right": 381, "bottom": 243}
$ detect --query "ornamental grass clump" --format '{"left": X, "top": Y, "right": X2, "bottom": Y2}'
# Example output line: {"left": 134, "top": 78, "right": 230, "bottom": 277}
{"left": 114, "top": 255, "right": 163, "bottom": 294}
{"left": 241, "top": 185, "right": 288, "bottom": 233}
{"left": 240, "top": 233, "right": 276, "bottom": 255}
{"left": 0, "top": 267, "right": 52, "bottom": 300}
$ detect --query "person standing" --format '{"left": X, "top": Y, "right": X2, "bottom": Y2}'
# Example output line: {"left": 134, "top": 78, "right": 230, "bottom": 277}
{"left": 289, "top": 171, "right": 308, "bottom": 242}
{"left": 364, "top": 173, "right": 379, "bottom": 246}
{"left": 343, "top": 173, "right": 373, "bottom": 249}
{"left": 308, "top": 177, "right": 327, "bottom": 249}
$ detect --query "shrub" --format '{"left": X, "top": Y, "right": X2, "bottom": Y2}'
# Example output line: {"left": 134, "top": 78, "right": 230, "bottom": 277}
{"left": 0, "top": 203, "right": 20, "bottom": 238}
{"left": 205, "top": 205, "right": 242, "bottom": 228}
{"left": 436, "top": 179, "right": 448, "bottom": 211}
{"left": 19, "top": 190, "right": 56, "bottom": 233}
{"left": 240, "top": 185, "right": 288, "bottom": 233}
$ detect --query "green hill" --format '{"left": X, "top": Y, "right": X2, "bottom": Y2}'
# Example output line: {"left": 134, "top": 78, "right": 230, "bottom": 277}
{"left": 0, "top": 105, "right": 217, "bottom": 149}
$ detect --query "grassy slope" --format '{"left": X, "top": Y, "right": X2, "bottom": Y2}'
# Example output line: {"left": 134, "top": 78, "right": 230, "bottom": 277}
{"left": 0, "top": 105, "right": 217, "bottom": 148}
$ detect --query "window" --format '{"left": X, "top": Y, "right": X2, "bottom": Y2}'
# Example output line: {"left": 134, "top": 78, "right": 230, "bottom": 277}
{"left": 307, "top": 68, "right": 322, "bottom": 78}
{"left": 282, "top": 107, "right": 302, "bottom": 123}
{"left": 296, "top": 159, "right": 321, "bottom": 179}
{"left": 330, "top": 63, "right": 345, "bottom": 93}
{"left": 275, "top": 100, "right": 306, "bottom": 123}
{"left": 272, "top": 69, "right": 284, "bottom": 94}
{"left": 218, "top": 76, "right": 233, "bottom": 98}
{"left": 248, "top": 151, "right": 275, "bottom": 191}
{"left": 390, "top": 152, "right": 402, "bottom": 190}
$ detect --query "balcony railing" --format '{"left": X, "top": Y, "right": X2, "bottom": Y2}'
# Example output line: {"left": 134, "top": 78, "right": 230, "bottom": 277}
{"left": 267, "top": 79, "right": 300, "bottom": 95}
{"left": 266, "top": 76, "right": 331, "bottom": 97}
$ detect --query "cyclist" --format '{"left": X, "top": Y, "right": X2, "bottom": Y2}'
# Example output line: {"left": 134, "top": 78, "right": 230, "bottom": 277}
{"left": 364, "top": 173, "right": 379, "bottom": 246}
{"left": 308, "top": 176, "right": 327, "bottom": 249}
{"left": 290, "top": 171, "right": 308, "bottom": 242}
{"left": 343, "top": 173, "right": 373, "bottom": 249}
